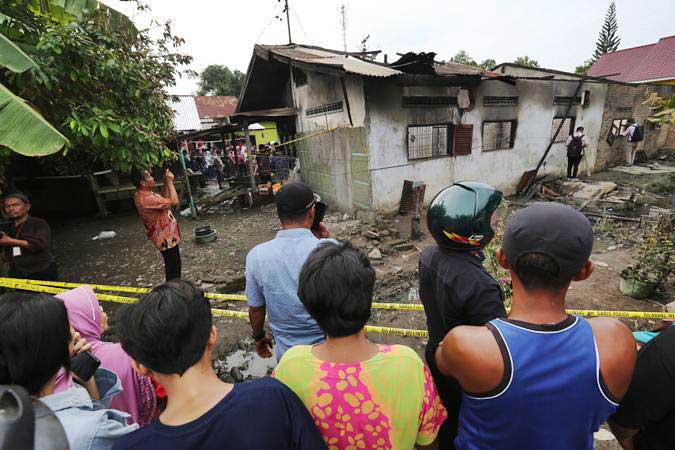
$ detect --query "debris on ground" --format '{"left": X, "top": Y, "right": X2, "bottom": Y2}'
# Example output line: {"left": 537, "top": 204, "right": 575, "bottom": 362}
{"left": 91, "top": 231, "right": 117, "bottom": 240}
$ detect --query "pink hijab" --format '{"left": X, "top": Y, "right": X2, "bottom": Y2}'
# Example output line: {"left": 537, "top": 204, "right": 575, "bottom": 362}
{"left": 54, "top": 286, "right": 156, "bottom": 426}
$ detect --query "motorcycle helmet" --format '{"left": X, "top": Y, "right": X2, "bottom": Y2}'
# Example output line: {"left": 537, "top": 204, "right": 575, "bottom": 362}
{"left": 427, "top": 181, "right": 503, "bottom": 251}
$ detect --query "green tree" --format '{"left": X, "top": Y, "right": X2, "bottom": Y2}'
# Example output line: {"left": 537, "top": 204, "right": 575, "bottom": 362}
{"left": 575, "top": 59, "right": 595, "bottom": 74}
{"left": 593, "top": 1, "right": 620, "bottom": 60}
{"left": 514, "top": 56, "right": 539, "bottom": 67}
{"left": 1, "top": 1, "right": 194, "bottom": 176}
{"left": 452, "top": 50, "right": 477, "bottom": 67}
{"left": 197, "top": 65, "right": 246, "bottom": 97}
{"left": 478, "top": 58, "right": 497, "bottom": 70}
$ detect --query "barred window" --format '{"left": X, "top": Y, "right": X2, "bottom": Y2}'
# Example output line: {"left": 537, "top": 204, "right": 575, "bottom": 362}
{"left": 551, "top": 117, "right": 576, "bottom": 143}
{"left": 402, "top": 96, "right": 458, "bottom": 108}
{"left": 553, "top": 96, "right": 582, "bottom": 105}
{"left": 306, "top": 101, "right": 343, "bottom": 117}
{"left": 482, "top": 120, "right": 516, "bottom": 151}
{"left": 407, "top": 125, "right": 449, "bottom": 160}
{"left": 483, "top": 96, "right": 519, "bottom": 107}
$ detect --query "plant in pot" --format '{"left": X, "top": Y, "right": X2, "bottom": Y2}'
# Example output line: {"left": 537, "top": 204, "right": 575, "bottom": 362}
{"left": 620, "top": 214, "right": 673, "bottom": 299}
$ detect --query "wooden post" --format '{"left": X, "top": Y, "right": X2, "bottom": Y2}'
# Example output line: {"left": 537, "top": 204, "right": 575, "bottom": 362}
{"left": 88, "top": 174, "right": 107, "bottom": 218}
{"left": 243, "top": 120, "right": 257, "bottom": 192}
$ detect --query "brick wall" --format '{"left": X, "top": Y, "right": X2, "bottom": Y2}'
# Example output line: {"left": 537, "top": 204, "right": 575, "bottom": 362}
{"left": 594, "top": 84, "right": 672, "bottom": 170}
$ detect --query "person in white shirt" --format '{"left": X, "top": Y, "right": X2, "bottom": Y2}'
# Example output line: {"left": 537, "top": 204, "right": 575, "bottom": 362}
{"left": 565, "top": 127, "right": 590, "bottom": 179}
{"left": 622, "top": 119, "right": 638, "bottom": 166}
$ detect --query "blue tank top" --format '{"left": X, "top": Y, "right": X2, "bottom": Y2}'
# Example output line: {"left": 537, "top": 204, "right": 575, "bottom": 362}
{"left": 455, "top": 315, "right": 618, "bottom": 450}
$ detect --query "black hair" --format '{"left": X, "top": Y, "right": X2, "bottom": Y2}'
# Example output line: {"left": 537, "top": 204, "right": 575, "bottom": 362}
{"left": 0, "top": 292, "right": 70, "bottom": 395}
{"left": 576, "top": 126, "right": 584, "bottom": 132}
{"left": 298, "top": 241, "right": 375, "bottom": 338}
{"left": 129, "top": 168, "right": 143, "bottom": 188}
{"left": 513, "top": 252, "right": 573, "bottom": 291}
{"left": 4, "top": 192, "right": 30, "bottom": 205}
{"left": 278, "top": 209, "right": 311, "bottom": 225}
{"left": 116, "top": 279, "right": 212, "bottom": 376}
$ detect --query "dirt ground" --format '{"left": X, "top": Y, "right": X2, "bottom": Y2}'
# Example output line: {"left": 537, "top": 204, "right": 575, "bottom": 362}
{"left": 48, "top": 155, "right": 673, "bottom": 450}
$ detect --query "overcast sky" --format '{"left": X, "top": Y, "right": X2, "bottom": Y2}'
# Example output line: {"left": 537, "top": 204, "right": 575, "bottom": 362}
{"left": 105, "top": 0, "right": 675, "bottom": 94}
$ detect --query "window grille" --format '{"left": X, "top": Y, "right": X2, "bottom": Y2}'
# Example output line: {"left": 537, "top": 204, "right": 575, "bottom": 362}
{"left": 402, "top": 96, "right": 458, "bottom": 108}
{"left": 606, "top": 118, "right": 631, "bottom": 146}
{"left": 483, "top": 96, "right": 519, "bottom": 107}
{"left": 407, "top": 125, "right": 449, "bottom": 160}
{"left": 551, "top": 117, "right": 576, "bottom": 143}
{"left": 482, "top": 121, "right": 517, "bottom": 151}
{"left": 306, "top": 101, "right": 343, "bottom": 117}
{"left": 553, "top": 96, "right": 582, "bottom": 105}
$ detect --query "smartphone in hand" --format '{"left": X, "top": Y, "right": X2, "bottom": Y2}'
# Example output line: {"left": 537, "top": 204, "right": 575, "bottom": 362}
{"left": 71, "top": 351, "right": 101, "bottom": 382}
{"left": 312, "top": 201, "right": 327, "bottom": 232}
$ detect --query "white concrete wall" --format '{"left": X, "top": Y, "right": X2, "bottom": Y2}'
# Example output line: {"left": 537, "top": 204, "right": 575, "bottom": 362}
{"left": 293, "top": 70, "right": 366, "bottom": 132}
{"left": 365, "top": 78, "right": 608, "bottom": 212}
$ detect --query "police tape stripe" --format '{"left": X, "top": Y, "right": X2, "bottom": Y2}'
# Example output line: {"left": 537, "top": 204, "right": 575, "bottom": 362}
{"left": 0, "top": 280, "right": 421, "bottom": 337}
{"left": 3, "top": 278, "right": 674, "bottom": 321}
{"left": 0, "top": 278, "right": 247, "bottom": 301}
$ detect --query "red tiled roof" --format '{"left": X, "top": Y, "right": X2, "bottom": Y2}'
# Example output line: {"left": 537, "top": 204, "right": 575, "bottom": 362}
{"left": 194, "top": 96, "right": 238, "bottom": 119}
{"left": 587, "top": 35, "right": 675, "bottom": 83}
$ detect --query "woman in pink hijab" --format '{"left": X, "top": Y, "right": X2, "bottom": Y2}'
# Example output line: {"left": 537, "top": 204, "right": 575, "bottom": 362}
{"left": 54, "top": 286, "right": 157, "bottom": 426}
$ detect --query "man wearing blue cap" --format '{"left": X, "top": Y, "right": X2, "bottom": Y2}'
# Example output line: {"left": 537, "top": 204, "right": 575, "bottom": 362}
{"left": 435, "top": 202, "right": 637, "bottom": 450}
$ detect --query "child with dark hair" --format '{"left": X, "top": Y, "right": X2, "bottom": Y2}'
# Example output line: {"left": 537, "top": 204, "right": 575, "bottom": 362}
{"left": 0, "top": 292, "right": 137, "bottom": 450}
{"left": 112, "top": 279, "right": 327, "bottom": 450}
{"left": 274, "top": 241, "right": 447, "bottom": 450}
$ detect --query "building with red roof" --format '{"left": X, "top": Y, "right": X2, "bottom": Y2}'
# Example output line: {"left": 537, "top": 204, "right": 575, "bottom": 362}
{"left": 588, "top": 35, "right": 675, "bottom": 84}
{"left": 194, "top": 96, "right": 238, "bottom": 128}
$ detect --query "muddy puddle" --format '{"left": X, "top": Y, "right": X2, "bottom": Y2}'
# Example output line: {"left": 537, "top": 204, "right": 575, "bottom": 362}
{"left": 215, "top": 348, "right": 278, "bottom": 382}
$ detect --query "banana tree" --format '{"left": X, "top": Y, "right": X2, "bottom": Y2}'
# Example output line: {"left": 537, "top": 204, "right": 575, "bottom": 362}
{"left": 0, "top": 32, "right": 68, "bottom": 156}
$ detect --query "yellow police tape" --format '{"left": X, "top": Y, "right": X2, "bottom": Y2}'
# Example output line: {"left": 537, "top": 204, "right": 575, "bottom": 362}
{"left": 0, "top": 278, "right": 425, "bottom": 336}
{"left": 1, "top": 277, "right": 674, "bottom": 337}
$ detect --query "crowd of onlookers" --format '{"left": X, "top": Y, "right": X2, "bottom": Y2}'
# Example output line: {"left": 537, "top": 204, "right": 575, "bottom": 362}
{"left": 183, "top": 142, "right": 297, "bottom": 190}
{"left": 0, "top": 181, "right": 673, "bottom": 450}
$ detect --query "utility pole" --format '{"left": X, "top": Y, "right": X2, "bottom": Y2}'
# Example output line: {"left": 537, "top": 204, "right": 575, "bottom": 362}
{"left": 280, "top": 0, "right": 292, "bottom": 44}
{"left": 340, "top": 4, "right": 348, "bottom": 52}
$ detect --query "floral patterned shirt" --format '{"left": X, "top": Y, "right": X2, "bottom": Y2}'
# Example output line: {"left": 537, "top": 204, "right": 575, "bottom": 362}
{"left": 274, "top": 344, "right": 447, "bottom": 450}
{"left": 134, "top": 190, "right": 180, "bottom": 251}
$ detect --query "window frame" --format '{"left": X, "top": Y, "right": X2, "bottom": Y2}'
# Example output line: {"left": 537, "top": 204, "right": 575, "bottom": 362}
{"left": 306, "top": 101, "right": 344, "bottom": 117}
{"left": 481, "top": 120, "right": 517, "bottom": 151}
{"left": 551, "top": 116, "right": 576, "bottom": 144}
{"left": 483, "top": 96, "right": 519, "bottom": 107}
{"left": 406, "top": 123, "right": 452, "bottom": 161}
{"left": 607, "top": 117, "right": 631, "bottom": 146}
{"left": 402, "top": 96, "right": 458, "bottom": 108}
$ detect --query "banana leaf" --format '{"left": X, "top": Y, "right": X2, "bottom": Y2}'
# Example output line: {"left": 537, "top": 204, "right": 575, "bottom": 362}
{"left": 0, "top": 32, "right": 40, "bottom": 73}
{"left": 0, "top": 82, "right": 68, "bottom": 156}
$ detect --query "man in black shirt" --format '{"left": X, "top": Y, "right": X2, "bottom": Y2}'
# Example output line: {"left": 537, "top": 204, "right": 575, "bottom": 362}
{"left": 420, "top": 182, "right": 506, "bottom": 449}
{"left": 609, "top": 325, "right": 675, "bottom": 450}
{"left": 0, "top": 193, "right": 56, "bottom": 280}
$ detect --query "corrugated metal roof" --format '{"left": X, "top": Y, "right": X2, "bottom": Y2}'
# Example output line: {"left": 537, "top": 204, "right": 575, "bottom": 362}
{"left": 194, "top": 96, "right": 238, "bottom": 119}
{"left": 259, "top": 44, "right": 402, "bottom": 78}
{"left": 588, "top": 35, "right": 675, "bottom": 82}
{"left": 435, "top": 61, "right": 502, "bottom": 78}
{"left": 168, "top": 95, "right": 202, "bottom": 132}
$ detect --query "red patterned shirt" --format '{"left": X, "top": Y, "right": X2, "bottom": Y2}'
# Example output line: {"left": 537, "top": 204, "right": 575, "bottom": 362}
{"left": 134, "top": 190, "right": 181, "bottom": 251}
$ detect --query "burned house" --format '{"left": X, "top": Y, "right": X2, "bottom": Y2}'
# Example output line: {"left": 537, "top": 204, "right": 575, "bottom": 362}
{"left": 237, "top": 44, "right": 672, "bottom": 212}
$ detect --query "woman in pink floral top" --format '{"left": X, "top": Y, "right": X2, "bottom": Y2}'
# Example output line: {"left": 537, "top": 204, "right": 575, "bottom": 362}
{"left": 274, "top": 241, "right": 446, "bottom": 450}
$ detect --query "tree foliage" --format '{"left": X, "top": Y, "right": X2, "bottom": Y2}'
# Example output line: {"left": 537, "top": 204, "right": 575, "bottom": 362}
{"left": 593, "top": 1, "right": 620, "bottom": 61}
{"left": 196, "top": 64, "right": 245, "bottom": 97}
{"left": 452, "top": 50, "right": 477, "bottom": 67}
{"left": 513, "top": 56, "right": 539, "bottom": 67}
{"left": 0, "top": 1, "right": 194, "bottom": 175}
{"left": 575, "top": 59, "right": 595, "bottom": 75}
{"left": 478, "top": 58, "right": 497, "bottom": 70}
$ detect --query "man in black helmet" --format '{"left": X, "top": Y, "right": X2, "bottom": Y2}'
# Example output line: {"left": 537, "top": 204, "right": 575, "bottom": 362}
{"left": 419, "top": 181, "right": 507, "bottom": 449}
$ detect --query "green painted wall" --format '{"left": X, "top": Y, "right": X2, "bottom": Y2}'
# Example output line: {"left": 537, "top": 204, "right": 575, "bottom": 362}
{"left": 235, "top": 121, "right": 280, "bottom": 146}
{"left": 296, "top": 126, "right": 370, "bottom": 211}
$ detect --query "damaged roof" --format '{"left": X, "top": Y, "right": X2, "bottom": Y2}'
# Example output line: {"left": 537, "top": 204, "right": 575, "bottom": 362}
{"left": 256, "top": 44, "right": 402, "bottom": 78}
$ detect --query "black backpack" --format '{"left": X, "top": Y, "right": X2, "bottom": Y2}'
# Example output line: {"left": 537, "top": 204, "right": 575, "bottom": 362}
{"left": 631, "top": 125, "right": 644, "bottom": 142}
{"left": 567, "top": 135, "right": 584, "bottom": 157}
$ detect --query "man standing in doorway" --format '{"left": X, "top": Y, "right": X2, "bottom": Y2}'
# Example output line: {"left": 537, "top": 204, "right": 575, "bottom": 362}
{"left": 420, "top": 182, "right": 507, "bottom": 449}
{"left": 0, "top": 193, "right": 57, "bottom": 280}
{"left": 130, "top": 168, "right": 181, "bottom": 281}
{"left": 245, "top": 182, "right": 331, "bottom": 361}
{"left": 623, "top": 119, "right": 638, "bottom": 166}
{"left": 565, "top": 126, "right": 589, "bottom": 179}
